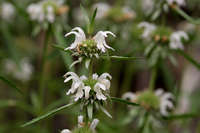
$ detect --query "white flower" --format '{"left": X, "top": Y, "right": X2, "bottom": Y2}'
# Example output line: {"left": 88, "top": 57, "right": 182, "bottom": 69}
{"left": 169, "top": 31, "right": 188, "bottom": 50}
{"left": 166, "top": 0, "right": 186, "bottom": 6}
{"left": 122, "top": 6, "right": 136, "bottom": 19}
{"left": 141, "top": 0, "right": 154, "bottom": 15}
{"left": 78, "top": 115, "right": 84, "bottom": 128}
{"left": 92, "top": 3, "right": 110, "bottom": 19}
{"left": 63, "top": 72, "right": 111, "bottom": 101}
{"left": 90, "top": 118, "right": 99, "bottom": 131}
{"left": 92, "top": 73, "right": 112, "bottom": 100}
{"left": 155, "top": 89, "right": 174, "bottom": 116}
{"left": 65, "top": 27, "right": 115, "bottom": 53}
{"left": 1, "top": 2, "right": 15, "bottom": 21}
{"left": 3, "top": 58, "right": 33, "bottom": 82}
{"left": 138, "top": 22, "right": 156, "bottom": 40}
{"left": 61, "top": 129, "right": 71, "bottom": 133}
{"left": 64, "top": 72, "right": 88, "bottom": 101}
{"left": 27, "top": 0, "right": 64, "bottom": 23}
{"left": 122, "top": 92, "right": 137, "bottom": 102}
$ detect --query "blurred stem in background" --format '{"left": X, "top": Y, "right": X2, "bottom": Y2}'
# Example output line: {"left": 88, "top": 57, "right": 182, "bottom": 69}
{"left": 39, "top": 28, "right": 50, "bottom": 109}
{"left": 149, "top": 66, "right": 157, "bottom": 91}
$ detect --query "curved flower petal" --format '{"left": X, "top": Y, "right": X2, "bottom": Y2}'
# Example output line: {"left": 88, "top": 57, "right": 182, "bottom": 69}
{"left": 95, "top": 83, "right": 106, "bottom": 91}
{"left": 61, "top": 129, "right": 71, "bottom": 133}
{"left": 84, "top": 86, "right": 91, "bottom": 99}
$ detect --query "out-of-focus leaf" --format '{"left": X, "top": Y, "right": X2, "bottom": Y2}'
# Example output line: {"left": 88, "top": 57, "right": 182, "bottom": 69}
{"left": 176, "top": 50, "right": 200, "bottom": 70}
{"left": 111, "top": 97, "right": 139, "bottom": 106}
{"left": 53, "top": 24, "right": 74, "bottom": 71}
{"left": 0, "top": 100, "right": 16, "bottom": 108}
{"left": 164, "top": 113, "right": 197, "bottom": 120}
{"left": 0, "top": 76, "right": 23, "bottom": 95}
{"left": 21, "top": 102, "right": 77, "bottom": 127}
{"left": 173, "top": 6, "right": 200, "bottom": 25}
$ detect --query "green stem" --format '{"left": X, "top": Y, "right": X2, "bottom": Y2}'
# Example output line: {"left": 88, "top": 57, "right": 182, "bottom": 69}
{"left": 149, "top": 67, "right": 157, "bottom": 91}
{"left": 39, "top": 30, "right": 50, "bottom": 108}
{"left": 89, "top": 58, "right": 93, "bottom": 78}
{"left": 139, "top": 112, "right": 149, "bottom": 133}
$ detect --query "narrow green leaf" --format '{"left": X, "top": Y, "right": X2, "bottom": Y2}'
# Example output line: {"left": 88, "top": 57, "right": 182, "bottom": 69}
{"left": 173, "top": 6, "right": 200, "bottom": 25}
{"left": 53, "top": 25, "right": 74, "bottom": 71}
{"left": 0, "top": 76, "right": 23, "bottom": 95}
{"left": 100, "top": 106, "right": 112, "bottom": 118}
{"left": 176, "top": 50, "right": 200, "bottom": 70}
{"left": 101, "top": 56, "right": 144, "bottom": 60}
{"left": 88, "top": 8, "right": 98, "bottom": 34}
{"left": 164, "top": 113, "right": 197, "bottom": 120}
{"left": 111, "top": 97, "right": 139, "bottom": 106}
{"left": 21, "top": 102, "right": 77, "bottom": 127}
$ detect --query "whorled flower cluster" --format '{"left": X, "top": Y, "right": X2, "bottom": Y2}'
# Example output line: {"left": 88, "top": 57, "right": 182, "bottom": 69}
{"left": 27, "top": 0, "right": 67, "bottom": 23}
{"left": 64, "top": 27, "right": 115, "bottom": 68}
{"left": 138, "top": 22, "right": 189, "bottom": 50}
{"left": 122, "top": 89, "right": 174, "bottom": 116}
{"left": 61, "top": 115, "right": 99, "bottom": 133}
{"left": 64, "top": 72, "right": 111, "bottom": 101}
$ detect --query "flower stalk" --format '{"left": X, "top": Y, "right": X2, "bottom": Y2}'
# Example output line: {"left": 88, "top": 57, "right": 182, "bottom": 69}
{"left": 149, "top": 66, "right": 157, "bottom": 91}
{"left": 39, "top": 29, "right": 50, "bottom": 108}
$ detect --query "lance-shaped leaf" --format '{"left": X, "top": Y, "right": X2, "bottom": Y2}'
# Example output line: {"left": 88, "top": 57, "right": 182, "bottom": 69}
{"left": 172, "top": 6, "right": 200, "bottom": 25}
{"left": 101, "top": 56, "right": 144, "bottom": 61}
{"left": 0, "top": 76, "right": 23, "bottom": 95}
{"left": 111, "top": 97, "right": 139, "bottom": 106}
{"left": 176, "top": 50, "right": 200, "bottom": 70}
{"left": 21, "top": 102, "right": 77, "bottom": 127}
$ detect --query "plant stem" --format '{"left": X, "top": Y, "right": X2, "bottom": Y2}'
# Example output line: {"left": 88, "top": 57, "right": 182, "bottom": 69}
{"left": 149, "top": 66, "right": 157, "bottom": 91}
{"left": 39, "top": 30, "right": 50, "bottom": 108}
{"left": 89, "top": 58, "right": 93, "bottom": 78}
{"left": 139, "top": 112, "right": 149, "bottom": 133}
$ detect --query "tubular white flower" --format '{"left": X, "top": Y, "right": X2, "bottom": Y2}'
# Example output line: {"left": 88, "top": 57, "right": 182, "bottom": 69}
{"left": 65, "top": 27, "right": 86, "bottom": 50}
{"left": 90, "top": 118, "right": 99, "bottom": 131}
{"left": 122, "top": 92, "right": 137, "bottom": 102}
{"left": 138, "top": 22, "right": 156, "bottom": 40}
{"left": 93, "top": 73, "right": 112, "bottom": 100}
{"left": 155, "top": 89, "right": 174, "bottom": 116}
{"left": 1, "top": 2, "right": 15, "bottom": 21}
{"left": 64, "top": 72, "right": 86, "bottom": 101}
{"left": 61, "top": 129, "right": 71, "bottom": 133}
{"left": 78, "top": 115, "right": 84, "bottom": 128}
{"left": 169, "top": 31, "right": 188, "bottom": 50}
{"left": 93, "top": 31, "right": 116, "bottom": 52}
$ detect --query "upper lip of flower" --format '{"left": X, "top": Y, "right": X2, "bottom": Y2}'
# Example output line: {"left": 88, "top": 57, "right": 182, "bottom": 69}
{"left": 64, "top": 27, "right": 116, "bottom": 53}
